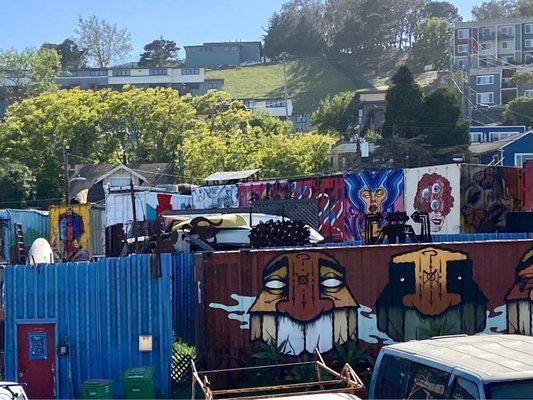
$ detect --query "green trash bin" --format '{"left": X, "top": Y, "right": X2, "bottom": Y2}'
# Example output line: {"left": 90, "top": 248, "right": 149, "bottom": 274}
{"left": 122, "top": 367, "right": 155, "bottom": 399}
{"left": 81, "top": 379, "right": 114, "bottom": 399}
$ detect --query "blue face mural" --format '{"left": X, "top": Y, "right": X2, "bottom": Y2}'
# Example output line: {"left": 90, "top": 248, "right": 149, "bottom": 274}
{"left": 344, "top": 169, "right": 404, "bottom": 241}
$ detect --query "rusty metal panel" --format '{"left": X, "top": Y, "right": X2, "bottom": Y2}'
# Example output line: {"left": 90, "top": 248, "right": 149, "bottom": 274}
{"left": 524, "top": 161, "right": 533, "bottom": 212}
{"left": 89, "top": 206, "right": 105, "bottom": 257}
{"left": 197, "top": 240, "right": 533, "bottom": 369}
{"left": 460, "top": 165, "right": 523, "bottom": 233}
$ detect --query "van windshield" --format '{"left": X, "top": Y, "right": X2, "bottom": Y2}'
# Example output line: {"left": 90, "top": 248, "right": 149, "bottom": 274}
{"left": 486, "top": 379, "right": 533, "bottom": 399}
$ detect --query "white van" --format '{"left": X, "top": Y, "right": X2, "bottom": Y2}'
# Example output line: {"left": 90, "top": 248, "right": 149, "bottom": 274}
{"left": 368, "top": 334, "right": 533, "bottom": 399}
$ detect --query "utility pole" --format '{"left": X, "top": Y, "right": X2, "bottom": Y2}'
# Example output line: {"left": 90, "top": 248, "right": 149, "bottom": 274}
{"left": 63, "top": 140, "right": 70, "bottom": 205}
{"left": 130, "top": 179, "right": 139, "bottom": 254}
{"left": 282, "top": 52, "right": 289, "bottom": 120}
{"left": 177, "top": 145, "right": 185, "bottom": 184}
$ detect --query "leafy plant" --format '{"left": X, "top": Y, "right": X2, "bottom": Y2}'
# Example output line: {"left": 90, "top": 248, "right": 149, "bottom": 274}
{"left": 173, "top": 340, "right": 196, "bottom": 357}
{"left": 286, "top": 355, "right": 317, "bottom": 384}
{"left": 252, "top": 338, "right": 288, "bottom": 365}
{"left": 332, "top": 342, "right": 371, "bottom": 367}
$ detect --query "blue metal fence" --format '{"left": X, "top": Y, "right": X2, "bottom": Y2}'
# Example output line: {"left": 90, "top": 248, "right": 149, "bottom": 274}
{"left": 171, "top": 253, "right": 195, "bottom": 344}
{"left": 4, "top": 254, "right": 175, "bottom": 398}
{"left": 324, "top": 232, "right": 533, "bottom": 247}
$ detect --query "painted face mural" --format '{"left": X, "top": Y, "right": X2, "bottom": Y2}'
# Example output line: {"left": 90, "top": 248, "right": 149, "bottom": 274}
{"left": 461, "top": 167, "right": 517, "bottom": 232}
{"left": 376, "top": 247, "right": 487, "bottom": 341}
{"left": 249, "top": 252, "right": 358, "bottom": 355}
{"left": 58, "top": 208, "right": 86, "bottom": 261}
{"left": 344, "top": 170, "right": 404, "bottom": 241}
{"left": 413, "top": 173, "right": 454, "bottom": 232}
{"left": 506, "top": 248, "right": 533, "bottom": 335}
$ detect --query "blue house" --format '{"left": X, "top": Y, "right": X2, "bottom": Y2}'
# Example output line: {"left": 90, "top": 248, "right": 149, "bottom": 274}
{"left": 470, "top": 131, "right": 533, "bottom": 166}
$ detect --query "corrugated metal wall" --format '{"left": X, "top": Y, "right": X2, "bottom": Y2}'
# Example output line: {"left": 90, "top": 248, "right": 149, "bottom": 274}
{"left": 89, "top": 206, "right": 106, "bottom": 257}
{"left": 4, "top": 254, "right": 173, "bottom": 398}
{"left": 197, "top": 240, "right": 533, "bottom": 370}
{"left": 171, "top": 253, "right": 195, "bottom": 344}
{"left": 0, "top": 209, "right": 49, "bottom": 264}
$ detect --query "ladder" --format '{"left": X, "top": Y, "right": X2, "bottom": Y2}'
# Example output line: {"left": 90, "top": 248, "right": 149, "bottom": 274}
{"left": 14, "top": 223, "right": 26, "bottom": 264}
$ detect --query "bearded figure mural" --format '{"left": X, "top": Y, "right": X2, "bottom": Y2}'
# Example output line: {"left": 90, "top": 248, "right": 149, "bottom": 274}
{"left": 506, "top": 248, "right": 533, "bottom": 335}
{"left": 376, "top": 247, "right": 488, "bottom": 342}
{"left": 249, "top": 251, "right": 358, "bottom": 355}
{"left": 413, "top": 173, "right": 455, "bottom": 232}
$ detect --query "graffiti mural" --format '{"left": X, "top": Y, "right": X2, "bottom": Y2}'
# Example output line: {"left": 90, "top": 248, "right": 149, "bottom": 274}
{"left": 237, "top": 180, "right": 291, "bottom": 207}
{"left": 344, "top": 169, "right": 404, "bottom": 241}
{"left": 460, "top": 166, "right": 522, "bottom": 233}
{"left": 405, "top": 165, "right": 461, "bottom": 234}
{"left": 192, "top": 185, "right": 238, "bottom": 210}
{"left": 201, "top": 241, "right": 531, "bottom": 369}
{"left": 290, "top": 176, "right": 345, "bottom": 242}
{"left": 50, "top": 205, "right": 90, "bottom": 262}
{"left": 145, "top": 192, "right": 191, "bottom": 221}
{"left": 247, "top": 252, "right": 358, "bottom": 354}
{"left": 376, "top": 247, "right": 488, "bottom": 341}
{"left": 506, "top": 248, "right": 533, "bottom": 335}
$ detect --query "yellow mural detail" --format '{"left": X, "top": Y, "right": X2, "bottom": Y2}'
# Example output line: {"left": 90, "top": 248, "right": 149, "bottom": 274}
{"left": 394, "top": 247, "right": 467, "bottom": 316}
{"left": 49, "top": 205, "right": 91, "bottom": 262}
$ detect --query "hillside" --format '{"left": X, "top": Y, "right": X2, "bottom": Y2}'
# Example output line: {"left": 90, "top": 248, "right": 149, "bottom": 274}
{"left": 206, "top": 60, "right": 440, "bottom": 115}
{"left": 206, "top": 59, "right": 370, "bottom": 114}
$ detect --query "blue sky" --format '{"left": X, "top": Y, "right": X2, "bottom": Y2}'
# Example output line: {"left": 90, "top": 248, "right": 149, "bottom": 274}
{"left": 1, "top": 0, "right": 482, "bottom": 60}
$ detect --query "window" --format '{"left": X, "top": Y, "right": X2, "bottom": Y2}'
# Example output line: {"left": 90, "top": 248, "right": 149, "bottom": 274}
{"left": 477, "top": 92, "right": 494, "bottom": 104}
{"left": 266, "top": 100, "right": 286, "bottom": 108}
{"left": 187, "top": 83, "right": 200, "bottom": 89}
{"left": 490, "top": 131, "right": 518, "bottom": 141}
{"left": 450, "top": 377, "right": 480, "bottom": 399}
{"left": 487, "top": 379, "right": 533, "bottom": 398}
{"left": 182, "top": 68, "right": 200, "bottom": 75}
{"left": 476, "top": 75, "right": 494, "bottom": 85}
{"left": 470, "top": 132, "right": 483, "bottom": 143}
{"left": 515, "top": 153, "right": 533, "bottom": 166}
{"left": 149, "top": 68, "right": 167, "bottom": 76}
{"left": 504, "top": 55, "right": 514, "bottom": 64}
{"left": 502, "top": 41, "right": 509, "bottom": 49}
{"left": 480, "top": 42, "right": 493, "bottom": 51}
{"left": 526, "top": 23, "right": 533, "bottom": 34}
{"left": 457, "top": 29, "right": 470, "bottom": 39}
{"left": 112, "top": 69, "right": 130, "bottom": 77}
{"left": 457, "top": 44, "right": 470, "bottom": 53}
{"left": 109, "top": 177, "right": 131, "bottom": 187}
{"left": 374, "top": 355, "right": 412, "bottom": 399}
{"left": 457, "top": 59, "right": 468, "bottom": 70}
{"left": 91, "top": 70, "right": 108, "bottom": 77}
{"left": 500, "top": 26, "right": 514, "bottom": 36}
{"left": 525, "top": 89, "right": 533, "bottom": 97}
{"left": 526, "top": 39, "right": 533, "bottom": 48}
{"left": 405, "top": 362, "right": 450, "bottom": 399}
{"left": 480, "top": 57, "right": 495, "bottom": 67}
{"left": 207, "top": 82, "right": 219, "bottom": 89}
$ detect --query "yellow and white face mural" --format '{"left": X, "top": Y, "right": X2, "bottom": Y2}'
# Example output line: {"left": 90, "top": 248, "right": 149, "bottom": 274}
{"left": 248, "top": 252, "right": 358, "bottom": 355}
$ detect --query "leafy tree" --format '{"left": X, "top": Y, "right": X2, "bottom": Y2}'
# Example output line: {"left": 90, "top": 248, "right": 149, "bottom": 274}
{"left": 418, "top": 87, "right": 468, "bottom": 147}
{"left": 382, "top": 65, "right": 423, "bottom": 139}
{"left": 311, "top": 91, "right": 359, "bottom": 136}
{"left": 0, "top": 47, "right": 60, "bottom": 101}
{"left": 516, "top": 0, "right": 533, "bottom": 16}
{"left": 139, "top": 38, "right": 179, "bottom": 67}
{"left": 472, "top": 0, "right": 516, "bottom": 20}
{"left": 75, "top": 15, "right": 132, "bottom": 67}
{"left": 424, "top": 1, "right": 462, "bottom": 23}
{"left": 504, "top": 96, "right": 533, "bottom": 127}
{"left": 409, "top": 17, "right": 452, "bottom": 72}
{"left": 42, "top": 39, "right": 85, "bottom": 70}
{"left": 0, "top": 160, "right": 36, "bottom": 208}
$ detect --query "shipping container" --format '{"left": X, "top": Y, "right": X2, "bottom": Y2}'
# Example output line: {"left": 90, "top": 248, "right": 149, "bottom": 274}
{"left": 0, "top": 209, "right": 49, "bottom": 264}
{"left": 196, "top": 240, "right": 533, "bottom": 370}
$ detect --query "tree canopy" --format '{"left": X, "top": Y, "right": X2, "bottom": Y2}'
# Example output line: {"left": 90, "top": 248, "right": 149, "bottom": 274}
{"left": 504, "top": 96, "right": 533, "bottom": 127}
{"left": 75, "top": 15, "right": 132, "bottom": 67}
{"left": 471, "top": 0, "right": 533, "bottom": 20}
{"left": 311, "top": 91, "right": 360, "bottom": 136}
{"left": 139, "top": 38, "right": 179, "bottom": 67}
{"left": 408, "top": 17, "right": 452, "bottom": 72}
{"left": 42, "top": 39, "right": 85, "bottom": 70}
{"left": 0, "top": 88, "right": 335, "bottom": 206}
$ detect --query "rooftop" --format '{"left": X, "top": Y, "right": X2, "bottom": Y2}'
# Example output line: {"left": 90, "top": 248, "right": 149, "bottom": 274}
{"left": 203, "top": 169, "right": 260, "bottom": 183}
{"left": 387, "top": 334, "right": 533, "bottom": 382}
{"left": 469, "top": 131, "right": 531, "bottom": 154}
{"left": 456, "top": 17, "right": 533, "bottom": 28}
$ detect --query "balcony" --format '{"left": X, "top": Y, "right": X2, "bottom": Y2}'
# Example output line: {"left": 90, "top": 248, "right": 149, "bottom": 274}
{"left": 498, "top": 31, "right": 515, "bottom": 39}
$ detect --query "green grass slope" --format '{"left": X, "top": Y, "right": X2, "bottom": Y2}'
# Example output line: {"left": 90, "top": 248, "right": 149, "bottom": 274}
{"left": 206, "top": 59, "right": 372, "bottom": 114}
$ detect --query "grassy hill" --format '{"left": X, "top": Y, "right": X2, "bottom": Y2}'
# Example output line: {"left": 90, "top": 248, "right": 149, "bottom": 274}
{"left": 206, "top": 59, "right": 373, "bottom": 114}
{"left": 206, "top": 59, "right": 440, "bottom": 115}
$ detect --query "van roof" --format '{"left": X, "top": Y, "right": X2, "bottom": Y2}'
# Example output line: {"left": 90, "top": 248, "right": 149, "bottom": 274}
{"left": 385, "top": 334, "right": 533, "bottom": 382}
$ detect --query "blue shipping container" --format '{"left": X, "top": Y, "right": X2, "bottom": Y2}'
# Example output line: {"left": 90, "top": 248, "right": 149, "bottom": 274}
{"left": 4, "top": 254, "right": 174, "bottom": 398}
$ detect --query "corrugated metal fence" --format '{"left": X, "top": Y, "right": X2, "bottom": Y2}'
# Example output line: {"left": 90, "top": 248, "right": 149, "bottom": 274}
{"left": 324, "top": 232, "right": 533, "bottom": 247}
{"left": 171, "top": 253, "right": 195, "bottom": 344}
{"left": 4, "top": 254, "right": 179, "bottom": 398}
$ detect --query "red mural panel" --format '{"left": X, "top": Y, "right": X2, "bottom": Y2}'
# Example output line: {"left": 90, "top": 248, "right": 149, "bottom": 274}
{"left": 290, "top": 176, "right": 346, "bottom": 242}
{"left": 524, "top": 161, "right": 533, "bottom": 211}
{"left": 197, "top": 240, "right": 533, "bottom": 370}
